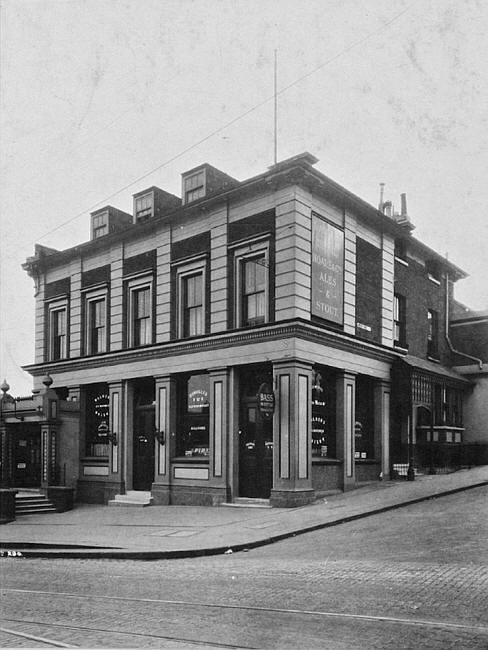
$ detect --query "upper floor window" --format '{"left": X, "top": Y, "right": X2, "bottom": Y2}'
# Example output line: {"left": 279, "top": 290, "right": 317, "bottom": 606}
{"left": 127, "top": 277, "right": 153, "bottom": 347}
{"left": 427, "top": 308, "right": 439, "bottom": 358}
{"left": 233, "top": 240, "right": 270, "bottom": 328}
{"left": 47, "top": 300, "right": 68, "bottom": 361}
{"left": 183, "top": 171, "right": 205, "bottom": 204}
{"left": 426, "top": 260, "right": 441, "bottom": 284}
{"left": 394, "top": 238, "right": 408, "bottom": 263}
{"left": 393, "top": 293, "right": 406, "bottom": 347}
{"left": 175, "top": 259, "right": 206, "bottom": 338}
{"left": 84, "top": 290, "right": 107, "bottom": 355}
{"left": 183, "top": 274, "right": 203, "bottom": 337}
{"left": 92, "top": 212, "right": 108, "bottom": 239}
{"left": 242, "top": 256, "right": 266, "bottom": 326}
{"left": 135, "top": 193, "right": 153, "bottom": 221}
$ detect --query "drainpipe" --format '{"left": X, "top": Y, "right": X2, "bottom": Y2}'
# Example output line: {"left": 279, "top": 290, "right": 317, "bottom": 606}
{"left": 445, "top": 271, "right": 483, "bottom": 370}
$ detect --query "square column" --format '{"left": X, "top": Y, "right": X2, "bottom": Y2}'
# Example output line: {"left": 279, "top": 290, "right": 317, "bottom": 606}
{"left": 151, "top": 375, "right": 176, "bottom": 505}
{"left": 271, "top": 360, "right": 315, "bottom": 507}
{"left": 374, "top": 380, "right": 391, "bottom": 480}
{"left": 108, "top": 382, "right": 124, "bottom": 477}
{"left": 40, "top": 424, "right": 57, "bottom": 489}
{"left": 336, "top": 371, "right": 356, "bottom": 490}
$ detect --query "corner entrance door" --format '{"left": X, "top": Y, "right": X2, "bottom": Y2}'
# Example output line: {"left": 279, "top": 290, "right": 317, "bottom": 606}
{"left": 238, "top": 398, "right": 273, "bottom": 498}
{"left": 11, "top": 425, "right": 41, "bottom": 488}
{"left": 132, "top": 406, "right": 155, "bottom": 491}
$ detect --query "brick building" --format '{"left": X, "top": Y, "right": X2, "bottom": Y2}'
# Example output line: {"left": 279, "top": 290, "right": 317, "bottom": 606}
{"left": 1, "top": 153, "right": 480, "bottom": 506}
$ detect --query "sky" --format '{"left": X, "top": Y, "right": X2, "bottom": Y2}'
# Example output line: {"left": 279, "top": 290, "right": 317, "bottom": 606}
{"left": 1, "top": 0, "right": 487, "bottom": 396}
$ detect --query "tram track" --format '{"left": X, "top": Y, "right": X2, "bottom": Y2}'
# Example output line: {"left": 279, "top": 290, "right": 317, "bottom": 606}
{"left": 1, "top": 618, "right": 252, "bottom": 649}
{"left": 3, "top": 587, "right": 488, "bottom": 636}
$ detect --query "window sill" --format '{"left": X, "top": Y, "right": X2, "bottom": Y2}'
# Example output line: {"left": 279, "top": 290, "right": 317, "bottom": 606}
{"left": 354, "top": 458, "right": 379, "bottom": 464}
{"left": 427, "top": 274, "right": 441, "bottom": 285}
{"left": 81, "top": 456, "right": 108, "bottom": 463}
{"left": 172, "top": 456, "right": 210, "bottom": 464}
{"left": 394, "top": 256, "right": 409, "bottom": 267}
{"left": 312, "top": 457, "right": 341, "bottom": 465}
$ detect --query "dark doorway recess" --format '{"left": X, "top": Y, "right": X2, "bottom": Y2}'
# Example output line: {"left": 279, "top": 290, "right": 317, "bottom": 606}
{"left": 10, "top": 424, "right": 41, "bottom": 488}
{"left": 238, "top": 364, "right": 273, "bottom": 499}
{"left": 132, "top": 379, "right": 155, "bottom": 491}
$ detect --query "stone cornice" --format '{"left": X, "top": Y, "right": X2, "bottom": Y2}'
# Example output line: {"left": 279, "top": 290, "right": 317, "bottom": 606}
{"left": 23, "top": 320, "right": 401, "bottom": 377}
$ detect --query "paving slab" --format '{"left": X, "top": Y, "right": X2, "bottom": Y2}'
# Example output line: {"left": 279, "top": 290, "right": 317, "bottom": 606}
{"left": 1, "top": 466, "right": 487, "bottom": 559}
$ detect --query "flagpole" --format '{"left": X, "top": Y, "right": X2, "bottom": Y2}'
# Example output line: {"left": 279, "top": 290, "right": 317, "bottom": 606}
{"left": 274, "top": 49, "right": 278, "bottom": 165}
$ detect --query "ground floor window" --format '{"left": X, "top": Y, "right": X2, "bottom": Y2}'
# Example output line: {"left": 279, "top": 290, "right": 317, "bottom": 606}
{"left": 176, "top": 373, "right": 210, "bottom": 458}
{"left": 355, "top": 375, "right": 375, "bottom": 459}
{"left": 84, "top": 383, "right": 110, "bottom": 456}
{"left": 311, "top": 366, "right": 336, "bottom": 458}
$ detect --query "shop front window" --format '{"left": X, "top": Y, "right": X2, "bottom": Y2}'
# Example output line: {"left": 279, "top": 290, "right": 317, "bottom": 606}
{"left": 354, "top": 376, "right": 374, "bottom": 459}
{"left": 176, "top": 373, "right": 210, "bottom": 458}
{"left": 85, "top": 384, "right": 110, "bottom": 457}
{"left": 311, "top": 367, "right": 336, "bottom": 458}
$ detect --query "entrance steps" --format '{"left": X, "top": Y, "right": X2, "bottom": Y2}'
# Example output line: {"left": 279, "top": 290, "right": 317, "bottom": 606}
{"left": 222, "top": 498, "right": 272, "bottom": 509}
{"left": 15, "top": 493, "right": 57, "bottom": 516}
{"left": 108, "top": 491, "right": 153, "bottom": 507}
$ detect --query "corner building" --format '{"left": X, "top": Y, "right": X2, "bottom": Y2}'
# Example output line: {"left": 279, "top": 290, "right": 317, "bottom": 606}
{"left": 21, "top": 153, "right": 469, "bottom": 507}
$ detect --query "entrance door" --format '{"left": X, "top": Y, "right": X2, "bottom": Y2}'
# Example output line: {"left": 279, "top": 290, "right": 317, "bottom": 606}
{"left": 132, "top": 406, "right": 155, "bottom": 491}
{"left": 11, "top": 425, "right": 41, "bottom": 488}
{"left": 238, "top": 398, "right": 273, "bottom": 498}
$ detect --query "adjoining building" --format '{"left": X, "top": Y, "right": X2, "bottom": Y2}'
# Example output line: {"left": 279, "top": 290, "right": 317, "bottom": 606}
{"left": 2, "top": 153, "right": 484, "bottom": 506}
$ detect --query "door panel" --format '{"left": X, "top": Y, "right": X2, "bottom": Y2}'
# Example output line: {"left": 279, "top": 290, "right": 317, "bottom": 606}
{"left": 239, "top": 401, "right": 273, "bottom": 498}
{"left": 11, "top": 426, "right": 41, "bottom": 487}
{"left": 132, "top": 407, "right": 155, "bottom": 491}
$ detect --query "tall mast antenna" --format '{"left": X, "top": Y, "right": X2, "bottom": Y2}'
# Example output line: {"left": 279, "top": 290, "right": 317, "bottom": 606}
{"left": 274, "top": 48, "right": 278, "bottom": 165}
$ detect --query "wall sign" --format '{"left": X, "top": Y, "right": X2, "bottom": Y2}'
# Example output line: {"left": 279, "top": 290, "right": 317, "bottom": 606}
{"left": 311, "top": 215, "right": 344, "bottom": 324}
{"left": 257, "top": 383, "right": 275, "bottom": 419}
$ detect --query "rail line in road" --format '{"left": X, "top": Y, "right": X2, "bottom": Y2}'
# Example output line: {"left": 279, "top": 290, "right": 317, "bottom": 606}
{"left": 4, "top": 587, "right": 488, "bottom": 637}
{"left": 1, "top": 618, "right": 250, "bottom": 649}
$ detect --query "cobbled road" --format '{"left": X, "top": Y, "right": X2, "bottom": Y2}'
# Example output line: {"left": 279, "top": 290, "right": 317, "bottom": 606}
{"left": 1, "top": 485, "right": 487, "bottom": 649}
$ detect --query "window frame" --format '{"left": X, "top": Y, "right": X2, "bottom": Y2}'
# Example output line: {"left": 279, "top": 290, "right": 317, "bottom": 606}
{"left": 127, "top": 275, "right": 154, "bottom": 347}
{"left": 393, "top": 293, "right": 406, "bottom": 347}
{"left": 91, "top": 211, "right": 108, "bottom": 239}
{"left": 134, "top": 192, "right": 154, "bottom": 221}
{"left": 427, "top": 308, "right": 439, "bottom": 358}
{"left": 47, "top": 298, "right": 69, "bottom": 361}
{"left": 83, "top": 287, "right": 108, "bottom": 355}
{"left": 175, "top": 257, "right": 207, "bottom": 339}
{"left": 232, "top": 238, "right": 270, "bottom": 329}
{"left": 183, "top": 171, "right": 206, "bottom": 204}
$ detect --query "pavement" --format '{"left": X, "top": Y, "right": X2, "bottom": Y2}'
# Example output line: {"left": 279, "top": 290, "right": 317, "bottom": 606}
{"left": 1, "top": 465, "right": 487, "bottom": 560}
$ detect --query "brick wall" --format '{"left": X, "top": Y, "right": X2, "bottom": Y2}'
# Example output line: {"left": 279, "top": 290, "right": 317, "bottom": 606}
{"left": 394, "top": 257, "right": 451, "bottom": 364}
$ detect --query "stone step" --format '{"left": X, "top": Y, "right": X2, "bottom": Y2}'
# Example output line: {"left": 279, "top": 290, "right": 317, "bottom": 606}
{"left": 15, "top": 494, "right": 57, "bottom": 516}
{"left": 222, "top": 498, "right": 272, "bottom": 509}
{"left": 108, "top": 491, "right": 153, "bottom": 507}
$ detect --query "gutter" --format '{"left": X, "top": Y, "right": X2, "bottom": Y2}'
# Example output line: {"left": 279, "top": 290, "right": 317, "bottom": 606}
{"left": 445, "top": 272, "right": 483, "bottom": 370}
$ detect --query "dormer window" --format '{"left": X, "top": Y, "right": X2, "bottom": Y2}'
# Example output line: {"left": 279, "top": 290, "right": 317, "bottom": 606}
{"left": 92, "top": 211, "right": 108, "bottom": 239}
{"left": 183, "top": 171, "right": 205, "bottom": 204}
{"left": 135, "top": 193, "right": 153, "bottom": 221}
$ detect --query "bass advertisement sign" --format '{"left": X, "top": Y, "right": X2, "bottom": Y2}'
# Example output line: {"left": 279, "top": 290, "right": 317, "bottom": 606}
{"left": 311, "top": 215, "right": 344, "bottom": 325}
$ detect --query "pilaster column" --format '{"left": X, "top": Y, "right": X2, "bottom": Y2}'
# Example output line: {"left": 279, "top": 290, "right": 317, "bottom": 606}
{"left": 209, "top": 368, "right": 228, "bottom": 482}
{"left": 108, "top": 381, "right": 123, "bottom": 477}
{"left": 152, "top": 375, "right": 176, "bottom": 504}
{"left": 336, "top": 371, "right": 356, "bottom": 490}
{"left": 271, "top": 359, "right": 315, "bottom": 507}
{"left": 40, "top": 424, "right": 57, "bottom": 488}
{"left": 374, "top": 380, "right": 391, "bottom": 480}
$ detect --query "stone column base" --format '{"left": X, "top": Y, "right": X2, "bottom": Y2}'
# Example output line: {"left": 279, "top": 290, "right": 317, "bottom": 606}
{"left": 270, "top": 489, "right": 315, "bottom": 508}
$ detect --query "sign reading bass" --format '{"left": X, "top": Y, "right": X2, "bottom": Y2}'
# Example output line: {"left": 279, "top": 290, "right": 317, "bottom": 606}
{"left": 311, "top": 216, "right": 344, "bottom": 325}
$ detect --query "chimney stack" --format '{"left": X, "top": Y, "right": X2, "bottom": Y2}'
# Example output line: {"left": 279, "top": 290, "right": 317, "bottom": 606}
{"left": 400, "top": 193, "right": 408, "bottom": 217}
{"left": 379, "top": 183, "right": 385, "bottom": 211}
